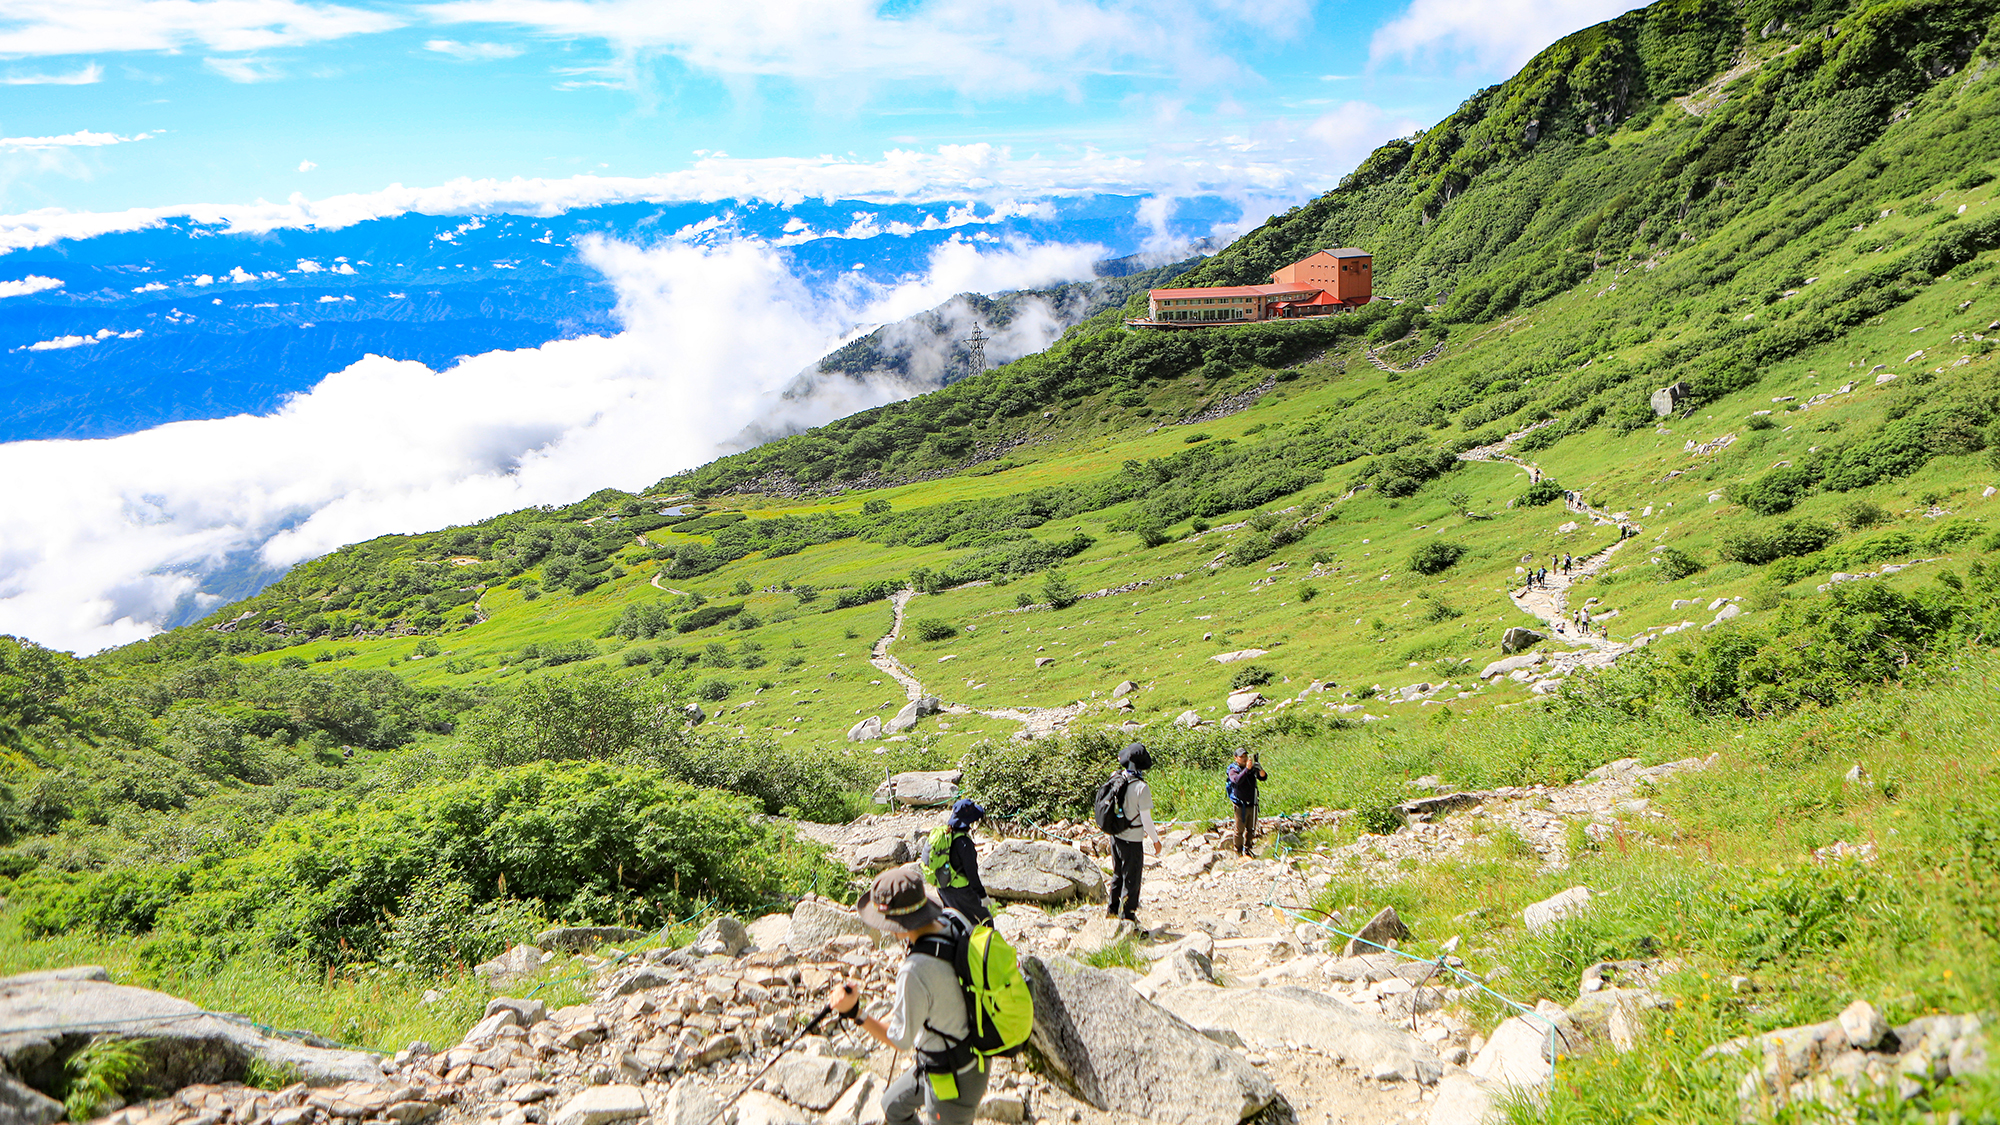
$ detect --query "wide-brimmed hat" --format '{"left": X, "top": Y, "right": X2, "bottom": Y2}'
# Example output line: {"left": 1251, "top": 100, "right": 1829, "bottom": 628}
{"left": 1119, "top": 742, "right": 1153, "bottom": 772}
{"left": 946, "top": 798, "right": 986, "bottom": 830}
{"left": 855, "top": 863, "right": 944, "bottom": 934}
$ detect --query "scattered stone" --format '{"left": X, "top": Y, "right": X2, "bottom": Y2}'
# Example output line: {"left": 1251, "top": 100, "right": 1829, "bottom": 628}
{"left": 484, "top": 996, "right": 548, "bottom": 1025}
{"left": 690, "top": 916, "right": 750, "bottom": 958}
{"left": 886, "top": 695, "right": 943, "bottom": 734}
{"left": 658, "top": 1078, "right": 721, "bottom": 1125}
{"left": 845, "top": 716, "right": 884, "bottom": 742}
{"left": 1209, "top": 649, "right": 1269, "bottom": 664}
{"left": 1650, "top": 381, "right": 1690, "bottom": 417}
{"left": 1111, "top": 681, "right": 1139, "bottom": 699}
{"left": 1157, "top": 985, "right": 1441, "bottom": 1084}
{"left": 1034, "top": 657, "right": 1056, "bottom": 668}
{"left": 1478, "top": 653, "right": 1543, "bottom": 680}
{"left": 764, "top": 1054, "right": 854, "bottom": 1111}
{"left": 847, "top": 835, "right": 914, "bottom": 871}
{"left": 875, "top": 770, "right": 962, "bottom": 807}
{"left": 546, "top": 1085, "right": 648, "bottom": 1125}
{"left": 1341, "top": 906, "right": 1412, "bottom": 958}
{"left": 1174, "top": 710, "right": 1203, "bottom": 729}
{"left": 1522, "top": 887, "right": 1594, "bottom": 931}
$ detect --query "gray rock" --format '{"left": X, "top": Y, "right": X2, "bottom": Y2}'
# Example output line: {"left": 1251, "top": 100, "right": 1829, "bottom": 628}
{"left": 0, "top": 967, "right": 109, "bottom": 986}
{"left": 1111, "top": 681, "right": 1139, "bottom": 699}
{"left": 1478, "top": 653, "right": 1543, "bottom": 680}
{"left": 547, "top": 1085, "right": 648, "bottom": 1125}
{"left": 1225, "top": 690, "right": 1264, "bottom": 714}
{"left": 847, "top": 835, "right": 913, "bottom": 871}
{"left": 1577, "top": 960, "right": 1649, "bottom": 995}
{"left": 1174, "top": 710, "right": 1203, "bottom": 729}
{"left": 823, "top": 1071, "right": 884, "bottom": 1125}
{"left": 1565, "top": 988, "right": 1671, "bottom": 1052}
{"left": 1521, "top": 887, "right": 1593, "bottom": 931}
{"left": 886, "top": 696, "right": 941, "bottom": 734}
{"left": 475, "top": 943, "right": 547, "bottom": 985}
{"left": 1219, "top": 715, "right": 1245, "bottom": 731}
{"left": 1424, "top": 1072, "right": 1497, "bottom": 1125}
{"left": 1500, "top": 627, "right": 1544, "bottom": 654}
{"left": 1160, "top": 849, "right": 1218, "bottom": 880}
{"left": 0, "top": 977, "right": 381, "bottom": 1089}
{"left": 0, "top": 1071, "right": 63, "bottom": 1125}
{"left": 974, "top": 1093, "right": 1026, "bottom": 1123}
{"left": 1341, "top": 906, "right": 1411, "bottom": 958}
{"left": 745, "top": 913, "right": 791, "bottom": 952}
{"left": 883, "top": 770, "right": 961, "bottom": 807}
{"left": 1468, "top": 1012, "right": 1563, "bottom": 1088}
{"left": 536, "top": 927, "right": 646, "bottom": 953}
{"left": 1020, "top": 955, "right": 1282, "bottom": 1125}
{"left": 764, "top": 1054, "right": 854, "bottom": 1110}
{"left": 483, "top": 996, "right": 548, "bottom": 1025}
{"left": 1704, "top": 603, "right": 1743, "bottom": 630}
{"left": 691, "top": 916, "right": 750, "bottom": 958}
{"left": 1839, "top": 1000, "right": 1889, "bottom": 1050}
{"left": 601, "top": 965, "right": 681, "bottom": 1000}
{"left": 1155, "top": 984, "right": 1441, "bottom": 1084}
{"left": 1209, "top": 649, "right": 1269, "bottom": 664}
{"left": 658, "top": 1077, "right": 720, "bottom": 1125}
{"left": 981, "top": 839, "right": 1106, "bottom": 904}
{"left": 846, "top": 716, "right": 883, "bottom": 742}
{"left": 1650, "top": 381, "right": 1690, "bottom": 417}
{"left": 732, "top": 1091, "right": 815, "bottom": 1125}
{"left": 785, "top": 898, "right": 874, "bottom": 952}
{"left": 683, "top": 703, "right": 706, "bottom": 726}
{"left": 1137, "top": 947, "right": 1220, "bottom": 995}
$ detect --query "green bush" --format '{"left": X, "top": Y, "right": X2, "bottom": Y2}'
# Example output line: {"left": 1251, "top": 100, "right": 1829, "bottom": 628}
{"left": 694, "top": 678, "right": 735, "bottom": 702}
{"left": 1516, "top": 478, "right": 1565, "bottom": 507}
{"left": 913, "top": 618, "right": 958, "bottom": 643}
{"left": 1042, "top": 571, "right": 1080, "bottom": 610}
{"left": 1746, "top": 414, "right": 1776, "bottom": 431}
{"left": 1230, "top": 665, "right": 1275, "bottom": 690}
{"left": 1657, "top": 548, "right": 1705, "bottom": 582}
{"left": 1717, "top": 519, "right": 1840, "bottom": 565}
{"left": 1136, "top": 526, "right": 1171, "bottom": 549}
{"left": 1409, "top": 541, "right": 1467, "bottom": 575}
{"left": 1840, "top": 500, "right": 1891, "bottom": 531}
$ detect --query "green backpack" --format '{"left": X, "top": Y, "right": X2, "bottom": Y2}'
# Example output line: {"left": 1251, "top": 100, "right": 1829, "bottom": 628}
{"left": 915, "top": 912, "right": 1036, "bottom": 1072}
{"left": 923, "top": 825, "right": 969, "bottom": 889}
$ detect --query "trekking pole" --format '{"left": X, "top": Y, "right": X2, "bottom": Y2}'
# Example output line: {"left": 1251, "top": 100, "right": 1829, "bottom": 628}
{"left": 705, "top": 1004, "right": 832, "bottom": 1125}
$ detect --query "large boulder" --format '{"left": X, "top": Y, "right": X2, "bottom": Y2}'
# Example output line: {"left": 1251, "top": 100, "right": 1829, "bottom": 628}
{"left": 536, "top": 927, "right": 646, "bottom": 953}
{"left": 1650, "top": 381, "right": 1690, "bottom": 417}
{"left": 874, "top": 770, "right": 961, "bottom": 807}
{"left": 1020, "top": 956, "right": 1282, "bottom": 1125}
{"left": 1500, "top": 627, "right": 1544, "bottom": 655}
{"left": 1225, "top": 691, "right": 1264, "bottom": 715}
{"left": 1208, "top": 649, "right": 1269, "bottom": 665}
{"left": 547, "top": 1085, "right": 648, "bottom": 1125}
{"left": 1521, "top": 886, "right": 1593, "bottom": 931}
{"left": 0, "top": 1071, "right": 63, "bottom": 1125}
{"left": 784, "top": 898, "right": 874, "bottom": 953}
{"left": 885, "top": 695, "right": 942, "bottom": 735}
{"left": 690, "top": 916, "right": 749, "bottom": 959}
{"left": 1154, "top": 984, "right": 1442, "bottom": 1084}
{"left": 845, "top": 835, "right": 914, "bottom": 872}
{"left": 0, "top": 974, "right": 382, "bottom": 1092}
{"left": 475, "top": 943, "right": 547, "bottom": 985}
{"left": 762, "top": 1054, "right": 854, "bottom": 1111}
{"left": 1341, "top": 906, "right": 1411, "bottom": 958}
{"left": 846, "top": 716, "right": 884, "bottom": 743}
{"left": 981, "top": 840, "right": 1106, "bottom": 904}
{"left": 1478, "top": 653, "right": 1543, "bottom": 680}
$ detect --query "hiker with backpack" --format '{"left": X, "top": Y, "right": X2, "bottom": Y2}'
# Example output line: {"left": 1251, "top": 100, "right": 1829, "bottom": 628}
{"left": 826, "top": 864, "right": 1033, "bottom": 1125}
{"left": 1226, "top": 748, "right": 1268, "bottom": 857}
{"left": 1095, "top": 742, "right": 1162, "bottom": 925}
{"left": 924, "top": 798, "right": 994, "bottom": 925}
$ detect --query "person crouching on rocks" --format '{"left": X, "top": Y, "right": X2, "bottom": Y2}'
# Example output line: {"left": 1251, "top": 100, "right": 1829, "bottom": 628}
{"left": 924, "top": 798, "right": 994, "bottom": 925}
{"left": 825, "top": 864, "right": 987, "bottom": 1125}
{"left": 1227, "top": 748, "right": 1268, "bottom": 857}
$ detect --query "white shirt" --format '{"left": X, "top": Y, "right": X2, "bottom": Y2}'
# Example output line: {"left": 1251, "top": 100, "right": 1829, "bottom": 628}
{"left": 883, "top": 946, "right": 970, "bottom": 1061}
{"left": 1115, "top": 775, "right": 1160, "bottom": 843}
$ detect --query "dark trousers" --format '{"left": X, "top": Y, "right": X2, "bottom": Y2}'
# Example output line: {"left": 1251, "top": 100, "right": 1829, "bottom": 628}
{"left": 883, "top": 1062, "right": 989, "bottom": 1125}
{"left": 1233, "top": 802, "right": 1258, "bottom": 855}
{"left": 1107, "top": 836, "right": 1144, "bottom": 919}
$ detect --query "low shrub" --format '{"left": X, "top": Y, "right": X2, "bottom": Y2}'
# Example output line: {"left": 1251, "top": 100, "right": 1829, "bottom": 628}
{"left": 1657, "top": 547, "right": 1705, "bottom": 582}
{"left": 1717, "top": 519, "right": 1840, "bottom": 565}
{"left": 1230, "top": 665, "right": 1275, "bottom": 690}
{"left": 1516, "top": 479, "right": 1565, "bottom": 507}
{"left": 1409, "top": 541, "right": 1467, "bottom": 575}
{"left": 913, "top": 618, "right": 958, "bottom": 643}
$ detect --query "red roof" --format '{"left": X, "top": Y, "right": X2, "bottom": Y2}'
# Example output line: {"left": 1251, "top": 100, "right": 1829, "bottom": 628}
{"left": 1149, "top": 283, "right": 1323, "bottom": 299}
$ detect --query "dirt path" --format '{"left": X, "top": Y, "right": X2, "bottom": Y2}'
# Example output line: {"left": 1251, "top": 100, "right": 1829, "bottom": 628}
{"left": 869, "top": 590, "right": 925, "bottom": 702}
{"left": 864, "top": 589, "right": 1092, "bottom": 739}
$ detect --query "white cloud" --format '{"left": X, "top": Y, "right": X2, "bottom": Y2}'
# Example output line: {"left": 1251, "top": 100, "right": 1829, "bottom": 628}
{"left": 204, "top": 56, "right": 286, "bottom": 82}
{"left": 0, "top": 144, "right": 1310, "bottom": 254}
{"left": 0, "top": 0, "right": 401, "bottom": 57}
{"left": 422, "top": 0, "right": 1270, "bottom": 97}
{"left": 192, "top": 273, "right": 215, "bottom": 285}
{"left": 0, "top": 274, "right": 63, "bottom": 298}
{"left": 425, "top": 38, "right": 522, "bottom": 60}
{"left": 18, "top": 326, "right": 142, "bottom": 351}
{"left": 132, "top": 281, "right": 168, "bottom": 292}
{"left": 1, "top": 130, "right": 151, "bottom": 151}
{"left": 2, "top": 63, "right": 104, "bottom": 85}
{"left": 295, "top": 258, "right": 323, "bottom": 272}
{"left": 298, "top": 159, "right": 317, "bottom": 172}
{"left": 1371, "top": 0, "right": 1647, "bottom": 73}
{"left": 228, "top": 265, "right": 256, "bottom": 282}
{"left": 0, "top": 233, "right": 1102, "bottom": 653}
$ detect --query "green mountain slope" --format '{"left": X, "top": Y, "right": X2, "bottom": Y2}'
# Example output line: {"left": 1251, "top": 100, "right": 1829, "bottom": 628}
{"left": 6, "top": 1, "right": 2000, "bottom": 1113}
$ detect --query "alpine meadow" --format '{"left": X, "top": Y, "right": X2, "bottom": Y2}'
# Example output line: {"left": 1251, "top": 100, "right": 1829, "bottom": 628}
{"left": 8, "top": 2, "right": 2000, "bottom": 1123}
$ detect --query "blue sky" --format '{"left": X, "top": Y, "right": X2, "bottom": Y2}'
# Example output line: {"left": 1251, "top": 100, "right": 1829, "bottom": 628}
{"left": 1, "top": 0, "right": 1647, "bottom": 219}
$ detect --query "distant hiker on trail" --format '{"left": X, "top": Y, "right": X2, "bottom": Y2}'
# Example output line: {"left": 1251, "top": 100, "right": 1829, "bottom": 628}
{"left": 1564, "top": 554, "right": 1573, "bottom": 574}
{"left": 1537, "top": 567, "right": 1548, "bottom": 586}
{"left": 1095, "top": 742, "right": 1162, "bottom": 925}
{"left": 826, "top": 865, "right": 988, "bottom": 1125}
{"left": 924, "top": 798, "right": 993, "bottom": 925}
{"left": 1226, "top": 748, "right": 1268, "bottom": 857}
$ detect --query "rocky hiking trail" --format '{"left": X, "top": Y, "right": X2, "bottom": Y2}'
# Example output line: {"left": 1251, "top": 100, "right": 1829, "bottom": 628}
{"left": 10, "top": 746, "right": 1987, "bottom": 1125}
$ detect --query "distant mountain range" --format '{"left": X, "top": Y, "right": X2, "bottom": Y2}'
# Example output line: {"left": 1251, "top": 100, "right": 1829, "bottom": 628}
{"left": 0, "top": 195, "right": 1235, "bottom": 443}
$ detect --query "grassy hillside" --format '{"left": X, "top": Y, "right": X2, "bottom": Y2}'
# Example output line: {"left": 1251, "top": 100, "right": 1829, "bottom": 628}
{"left": 6, "top": 0, "right": 2000, "bottom": 1116}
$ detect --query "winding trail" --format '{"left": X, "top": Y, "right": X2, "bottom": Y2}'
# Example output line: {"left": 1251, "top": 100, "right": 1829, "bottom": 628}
{"left": 869, "top": 591, "right": 925, "bottom": 702}
{"left": 862, "top": 588, "right": 1095, "bottom": 741}
{"left": 1458, "top": 419, "right": 1647, "bottom": 672}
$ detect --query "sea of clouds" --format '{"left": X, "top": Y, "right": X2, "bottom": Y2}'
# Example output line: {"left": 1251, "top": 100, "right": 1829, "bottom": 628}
{"left": 0, "top": 230, "right": 1104, "bottom": 654}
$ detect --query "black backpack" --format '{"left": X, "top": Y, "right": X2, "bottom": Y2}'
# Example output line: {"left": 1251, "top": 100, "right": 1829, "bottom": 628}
{"left": 1093, "top": 770, "right": 1135, "bottom": 834}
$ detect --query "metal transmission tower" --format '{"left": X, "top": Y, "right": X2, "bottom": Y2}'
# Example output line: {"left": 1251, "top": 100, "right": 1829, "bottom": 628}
{"left": 963, "top": 325, "right": 989, "bottom": 381}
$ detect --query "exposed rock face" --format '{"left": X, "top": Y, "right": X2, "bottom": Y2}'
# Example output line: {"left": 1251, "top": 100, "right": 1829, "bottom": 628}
{"left": 1650, "top": 381, "right": 1690, "bottom": 416}
{"left": 1225, "top": 691, "right": 1265, "bottom": 714}
{"left": 981, "top": 840, "right": 1106, "bottom": 904}
{"left": 1500, "top": 627, "right": 1545, "bottom": 654}
{"left": 1477, "top": 653, "right": 1543, "bottom": 680}
{"left": 0, "top": 1071, "right": 63, "bottom": 1125}
{"left": 1154, "top": 985, "right": 1442, "bottom": 1085}
{"left": 1704, "top": 1005, "right": 1990, "bottom": 1113}
{"left": 885, "top": 695, "right": 942, "bottom": 734}
{"left": 845, "top": 716, "right": 884, "bottom": 742}
{"left": 784, "top": 897, "right": 875, "bottom": 953}
{"left": 690, "top": 916, "right": 750, "bottom": 959}
{"left": 476, "top": 944, "right": 548, "bottom": 985}
{"left": 547, "top": 1085, "right": 648, "bottom": 1125}
{"left": 1209, "top": 649, "right": 1269, "bottom": 664}
{"left": 1019, "top": 955, "right": 1282, "bottom": 1125}
{"left": 536, "top": 927, "right": 647, "bottom": 953}
{"left": 0, "top": 973, "right": 383, "bottom": 1091}
{"left": 1340, "top": 906, "right": 1411, "bottom": 958}
{"left": 873, "top": 770, "right": 961, "bottom": 807}
{"left": 1521, "top": 886, "right": 1593, "bottom": 931}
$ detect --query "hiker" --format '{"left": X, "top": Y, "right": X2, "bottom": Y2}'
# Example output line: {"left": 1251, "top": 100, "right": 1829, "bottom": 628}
{"left": 1564, "top": 554, "right": 1573, "bottom": 574}
{"left": 1580, "top": 608, "right": 1593, "bottom": 635}
{"left": 826, "top": 865, "right": 988, "bottom": 1125}
{"left": 1226, "top": 748, "right": 1268, "bottom": 857}
{"left": 1537, "top": 567, "right": 1548, "bottom": 586}
{"left": 1099, "top": 742, "right": 1162, "bottom": 924}
{"left": 924, "top": 798, "right": 993, "bottom": 925}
